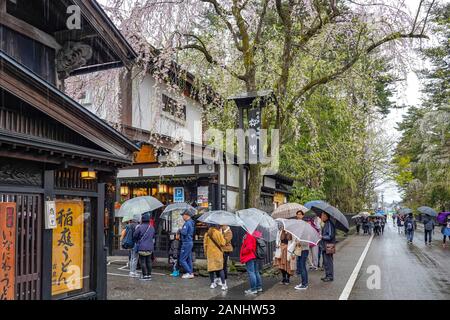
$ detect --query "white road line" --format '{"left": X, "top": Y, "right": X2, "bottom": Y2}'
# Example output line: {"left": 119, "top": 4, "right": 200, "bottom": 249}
{"left": 108, "top": 272, "right": 167, "bottom": 277}
{"left": 339, "top": 234, "right": 374, "bottom": 300}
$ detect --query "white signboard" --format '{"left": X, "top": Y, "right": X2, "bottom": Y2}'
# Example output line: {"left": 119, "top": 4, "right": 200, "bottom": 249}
{"left": 45, "top": 201, "right": 57, "bottom": 229}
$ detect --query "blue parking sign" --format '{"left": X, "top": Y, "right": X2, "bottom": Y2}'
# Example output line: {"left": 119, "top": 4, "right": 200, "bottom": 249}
{"left": 174, "top": 187, "right": 184, "bottom": 203}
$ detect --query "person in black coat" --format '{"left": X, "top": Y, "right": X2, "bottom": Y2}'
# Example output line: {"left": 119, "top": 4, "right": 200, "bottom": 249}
{"left": 319, "top": 212, "right": 336, "bottom": 282}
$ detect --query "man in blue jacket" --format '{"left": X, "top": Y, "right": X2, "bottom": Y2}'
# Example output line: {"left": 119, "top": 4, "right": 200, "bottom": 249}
{"left": 179, "top": 210, "right": 195, "bottom": 279}
{"left": 320, "top": 212, "right": 336, "bottom": 282}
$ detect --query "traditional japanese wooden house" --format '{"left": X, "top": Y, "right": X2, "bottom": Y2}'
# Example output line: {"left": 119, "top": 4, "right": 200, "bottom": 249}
{"left": 0, "top": 0, "right": 137, "bottom": 300}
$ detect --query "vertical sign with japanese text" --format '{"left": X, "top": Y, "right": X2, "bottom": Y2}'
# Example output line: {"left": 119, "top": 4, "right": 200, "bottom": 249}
{"left": 0, "top": 203, "right": 16, "bottom": 300}
{"left": 248, "top": 106, "right": 261, "bottom": 163}
{"left": 52, "top": 200, "right": 84, "bottom": 296}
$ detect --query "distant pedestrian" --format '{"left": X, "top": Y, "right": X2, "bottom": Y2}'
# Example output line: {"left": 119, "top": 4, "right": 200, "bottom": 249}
{"left": 220, "top": 225, "right": 233, "bottom": 290}
{"left": 308, "top": 216, "right": 321, "bottom": 270}
{"left": 374, "top": 218, "right": 381, "bottom": 236}
{"left": 380, "top": 218, "right": 386, "bottom": 234}
{"left": 441, "top": 216, "right": 450, "bottom": 248}
{"left": 240, "top": 231, "right": 263, "bottom": 295}
{"left": 179, "top": 209, "right": 196, "bottom": 279}
{"left": 397, "top": 216, "right": 403, "bottom": 234}
{"left": 273, "top": 228, "right": 295, "bottom": 285}
{"left": 169, "top": 232, "right": 181, "bottom": 277}
{"left": 404, "top": 213, "right": 416, "bottom": 244}
{"left": 120, "top": 219, "right": 138, "bottom": 277}
{"left": 368, "top": 219, "right": 374, "bottom": 235}
{"left": 204, "top": 224, "right": 227, "bottom": 290}
{"left": 293, "top": 209, "right": 309, "bottom": 290}
{"left": 133, "top": 212, "right": 155, "bottom": 280}
{"left": 320, "top": 212, "right": 336, "bottom": 282}
{"left": 423, "top": 215, "right": 435, "bottom": 245}
{"left": 356, "top": 218, "right": 362, "bottom": 235}
{"left": 362, "top": 218, "right": 369, "bottom": 235}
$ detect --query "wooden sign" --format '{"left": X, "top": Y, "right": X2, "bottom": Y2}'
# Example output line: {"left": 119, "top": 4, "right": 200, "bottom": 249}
{"left": 52, "top": 200, "right": 84, "bottom": 296}
{"left": 134, "top": 144, "right": 157, "bottom": 163}
{"left": 0, "top": 203, "right": 16, "bottom": 300}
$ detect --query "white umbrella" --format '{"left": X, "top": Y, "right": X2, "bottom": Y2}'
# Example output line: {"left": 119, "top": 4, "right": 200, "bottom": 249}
{"left": 276, "top": 218, "right": 321, "bottom": 245}
{"left": 236, "top": 208, "right": 278, "bottom": 242}
{"left": 118, "top": 196, "right": 164, "bottom": 222}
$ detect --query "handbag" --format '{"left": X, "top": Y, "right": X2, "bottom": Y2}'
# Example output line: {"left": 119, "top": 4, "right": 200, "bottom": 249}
{"left": 325, "top": 243, "right": 336, "bottom": 255}
{"left": 274, "top": 247, "right": 282, "bottom": 259}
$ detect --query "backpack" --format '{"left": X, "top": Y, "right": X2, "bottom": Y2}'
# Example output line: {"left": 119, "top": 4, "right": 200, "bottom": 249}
{"left": 255, "top": 238, "right": 266, "bottom": 259}
{"left": 121, "top": 224, "right": 135, "bottom": 249}
{"left": 406, "top": 221, "right": 414, "bottom": 231}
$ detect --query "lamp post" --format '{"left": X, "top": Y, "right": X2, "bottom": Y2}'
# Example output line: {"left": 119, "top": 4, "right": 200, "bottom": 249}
{"left": 228, "top": 90, "right": 274, "bottom": 209}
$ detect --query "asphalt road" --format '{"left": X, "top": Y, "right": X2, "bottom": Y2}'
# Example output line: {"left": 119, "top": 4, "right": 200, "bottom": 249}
{"left": 107, "top": 219, "right": 450, "bottom": 300}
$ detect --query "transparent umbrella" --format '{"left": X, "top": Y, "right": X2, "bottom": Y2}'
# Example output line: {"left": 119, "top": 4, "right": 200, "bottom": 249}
{"left": 197, "top": 210, "right": 245, "bottom": 227}
{"left": 119, "top": 196, "right": 163, "bottom": 222}
{"left": 160, "top": 203, "right": 197, "bottom": 220}
{"left": 359, "top": 212, "right": 370, "bottom": 217}
{"left": 236, "top": 208, "right": 278, "bottom": 242}
{"left": 272, "top": 203, "right": 308, "bottom": 219}
{"left": 276, "top": 218, "right": 321, "bottom": 245}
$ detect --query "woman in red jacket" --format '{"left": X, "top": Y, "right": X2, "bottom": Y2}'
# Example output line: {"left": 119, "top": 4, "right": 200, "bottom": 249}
{"left": 240, "top": 231, "right": 262, "bottom": 295}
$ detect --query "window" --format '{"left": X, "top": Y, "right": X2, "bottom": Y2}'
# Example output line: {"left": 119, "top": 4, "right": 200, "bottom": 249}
{"left": 162, "top": 94, "right": 186, "bottom": 121}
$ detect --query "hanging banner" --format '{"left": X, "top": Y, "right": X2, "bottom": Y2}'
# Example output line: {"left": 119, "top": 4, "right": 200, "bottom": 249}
{"left": 52, "top": 200, "right": 84, "bottom": 296}
{"left": 0, "top": 203, "right": 16, "bottom": 300}
{"left": 248, "top": 106, "right": 261, "bottom": 163}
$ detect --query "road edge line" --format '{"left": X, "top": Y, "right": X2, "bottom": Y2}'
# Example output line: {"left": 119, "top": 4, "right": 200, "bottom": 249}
{"left": 338, "top": 234, "right": 374, "bottom": 300}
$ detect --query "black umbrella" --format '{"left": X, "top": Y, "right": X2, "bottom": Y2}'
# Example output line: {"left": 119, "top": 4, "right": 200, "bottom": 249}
{"left": 417, "top": 206, "right": 437, "bottom": 217}
{"left": 320, "top": 205, "right": 350, "bottom": 233}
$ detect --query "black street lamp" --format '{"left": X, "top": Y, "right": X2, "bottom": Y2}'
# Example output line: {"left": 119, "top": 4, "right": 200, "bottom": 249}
{"left": 228, "top": 90, "right": 274, "bottom": 209}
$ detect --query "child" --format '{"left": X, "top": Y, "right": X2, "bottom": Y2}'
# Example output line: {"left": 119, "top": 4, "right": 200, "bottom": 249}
{"left": 169, "top": 232, "right": 181, "bottom": 277}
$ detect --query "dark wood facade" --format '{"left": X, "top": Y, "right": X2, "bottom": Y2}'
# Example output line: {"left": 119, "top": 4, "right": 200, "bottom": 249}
{"left": 1, "top": 0, "right": 137, "bottom": 300}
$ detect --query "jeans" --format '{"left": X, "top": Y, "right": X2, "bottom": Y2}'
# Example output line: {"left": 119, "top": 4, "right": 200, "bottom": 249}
{"left": 211, "top": 270, "right": 225, "bottom": 284}
{"left": 129, "top": 249, "right": 138, "bottom": 274}
{"left": 296, "top": 250, "right": 309, "bottom": 286}
{"left": 246, "top": 259, "right": 262, "bottom": 291}
{"left": 406, "top": 230, "right": 414, "bottom": 242}
{"left": 309, "top": 245, "right": 319, "bottom": 268}
{"left": 179, "top": 242, "right": 194, "bottom": 274}
{"left": 424, "top": 230, "right": 432, "bottom": 243}
{"left": 139, "top": 254, "right": 152, "bottom": 277}
{"left": 323, "top": 252, "right": 334, "bottom": 279}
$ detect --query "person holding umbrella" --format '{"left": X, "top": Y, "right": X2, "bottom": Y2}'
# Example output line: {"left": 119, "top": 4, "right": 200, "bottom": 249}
{"left": 422, "top": 215, "right": 435, "bottom": 246}
{"left": 179, "top": 209, "right": 196, "bottom": 279}
{"left": 240, "top": 231, "right": 263, "bottom": 295}
{"left": 120, "top": 218, "right": 139, "bottom": 277}
{"left": 273, "top": 224, "right": 295, "bottom": 285}
{"left": 133, "top": 212, "right": 155, "bottom": 281}
{"left": 404, "top": 212, "right": 417, "bottom": 244}
{"left": 319, "top": 211, "right": 336, "bottom": 282}
{"left": 439, "top": 213, "right": 450, "bottom": 248}
{"left": 220, "top": 225, "right": 233, "bottom": 289}
{"left": 293, "top": 210, "right": 310, "bottom": 290}
{"left": 204, "top": 224, "right": 227, "bottom": 290}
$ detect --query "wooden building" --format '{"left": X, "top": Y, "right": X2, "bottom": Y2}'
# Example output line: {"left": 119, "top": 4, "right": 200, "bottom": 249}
{"left": 0, "top": 0, "right": 137, "bottom": 300}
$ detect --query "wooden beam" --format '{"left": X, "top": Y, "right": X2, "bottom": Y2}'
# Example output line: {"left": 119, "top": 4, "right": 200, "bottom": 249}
{"left": 1, "top": 12, "right": 61, "bottom": 50}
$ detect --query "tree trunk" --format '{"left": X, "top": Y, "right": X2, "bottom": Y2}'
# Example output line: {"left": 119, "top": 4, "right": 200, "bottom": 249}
{"left": 247, "top": 163, "right": 262, "bottom": 208}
